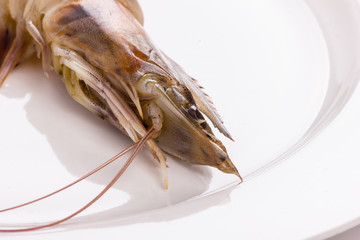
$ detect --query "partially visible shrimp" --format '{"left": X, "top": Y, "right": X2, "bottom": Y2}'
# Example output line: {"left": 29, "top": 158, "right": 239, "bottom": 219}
{"left": 0, "top": 0, "right": 242, "bottom": 232}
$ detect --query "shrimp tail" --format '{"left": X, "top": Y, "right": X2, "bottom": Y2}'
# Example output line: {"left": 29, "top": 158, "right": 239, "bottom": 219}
{"left": 0, "top": 26, "right": 20, "bottom": 87}
{"left": 0, "top": 25, "right": 11, "bottom": 67}
{"left": 0, "top": 21, "right": 31, "bottom": 87}
{"left": 0, "top": 0, "right": 38, "bottom": 87}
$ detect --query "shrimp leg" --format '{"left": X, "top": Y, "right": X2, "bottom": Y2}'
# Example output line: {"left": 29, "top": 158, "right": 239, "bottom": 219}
{"left": 52, "top": 44, "right": 168, "bottom": 188}
{"left": 0, "top": 126, "right": 156, "bottom": 233}
{"left": 25, "top": 21, "right": 52, "bottom": 78}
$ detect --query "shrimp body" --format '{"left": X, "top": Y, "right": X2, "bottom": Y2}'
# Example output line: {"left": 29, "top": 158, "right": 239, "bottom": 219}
{"left": 0, "top": 0, "right": 240, "bottom": 187}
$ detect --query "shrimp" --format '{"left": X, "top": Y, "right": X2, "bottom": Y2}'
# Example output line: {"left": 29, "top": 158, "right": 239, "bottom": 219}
{"left": 0, "top": 0, "right": 241, "bottom": 232}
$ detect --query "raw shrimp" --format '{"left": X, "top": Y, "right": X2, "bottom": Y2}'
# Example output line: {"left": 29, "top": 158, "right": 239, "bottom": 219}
{"left": 0, "top": 0, "right": 241, "bottom": 232}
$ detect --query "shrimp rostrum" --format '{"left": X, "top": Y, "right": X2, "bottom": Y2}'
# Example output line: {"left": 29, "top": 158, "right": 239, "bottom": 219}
{"left": 0, "top": 0, "right": 241, "bottom": 231}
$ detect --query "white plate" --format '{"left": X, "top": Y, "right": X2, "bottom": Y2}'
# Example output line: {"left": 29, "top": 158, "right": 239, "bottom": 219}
{"left": 1, "top": 0, "right": 360, "bottom": 239}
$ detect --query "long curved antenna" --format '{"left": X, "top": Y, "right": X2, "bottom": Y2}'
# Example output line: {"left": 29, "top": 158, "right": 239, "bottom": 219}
{"left": 0, "top": 143, "right": 137, "bottom": 214}
{"left": 0, "top": 127, "right": 156, "bottom": 233}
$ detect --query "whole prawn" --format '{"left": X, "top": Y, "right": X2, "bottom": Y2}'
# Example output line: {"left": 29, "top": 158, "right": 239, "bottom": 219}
{"left": 0, "top": 0, "right": 241, "bottom": 232}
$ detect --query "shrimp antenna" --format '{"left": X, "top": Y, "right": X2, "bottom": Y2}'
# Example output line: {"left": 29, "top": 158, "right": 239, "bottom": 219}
{"left": 0, "top": 143, "right": 137, "bottom": 214}
{"left": 0, "top": 127, "right": 156, "bottom": 233}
